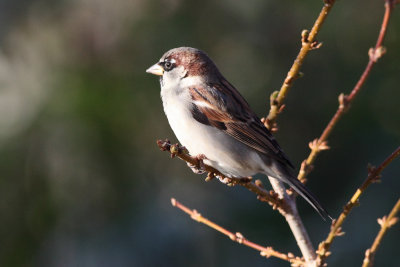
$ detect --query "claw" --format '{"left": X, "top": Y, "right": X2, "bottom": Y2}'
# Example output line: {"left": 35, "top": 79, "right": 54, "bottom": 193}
{"left": 187, "top": 162, "right": 206, "bottom": 174}
{"left": 187, "top": 154, "right": 207, "bottom": 174}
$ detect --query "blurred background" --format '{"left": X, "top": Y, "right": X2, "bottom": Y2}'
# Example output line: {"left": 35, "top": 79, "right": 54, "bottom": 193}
{"left": 0, "top": 0, "right": 399, "bottom": 266}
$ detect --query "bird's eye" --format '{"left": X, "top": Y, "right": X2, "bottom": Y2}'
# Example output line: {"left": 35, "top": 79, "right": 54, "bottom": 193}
{"left": 163, "top": 61, "right": 174, "bottom": 71}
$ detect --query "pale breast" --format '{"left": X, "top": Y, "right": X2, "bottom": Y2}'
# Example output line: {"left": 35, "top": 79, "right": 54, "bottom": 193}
{"left": 161, "top": 87, "right": 264, "bottom": 178}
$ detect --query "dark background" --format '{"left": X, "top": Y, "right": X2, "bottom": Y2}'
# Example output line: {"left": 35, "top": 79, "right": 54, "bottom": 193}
{"left": 0, "top": 0, "right": 399, "bottom": 266}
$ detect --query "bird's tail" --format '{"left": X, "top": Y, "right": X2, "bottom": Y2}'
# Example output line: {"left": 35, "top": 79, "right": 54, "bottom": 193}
{"left": 264, "top": 161, "right": 332, "bottom": 220}
{"left": 284, "top": 176, "right": 332, "bottom": 221}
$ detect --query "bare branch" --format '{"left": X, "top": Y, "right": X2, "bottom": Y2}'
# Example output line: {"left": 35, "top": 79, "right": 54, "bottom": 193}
{"left": 171, "top": 198, "right": 306, "bottom": 266}
{"left": 264, "top": 0, "right": 336, "bottom": 131}
{"left": 362, "top": 199, "right": 400, "bottom": 267}
{"left": 268, "top": 178, "right": 318, "bottom": 266}
{"left": 261, "top": 2, "right": 339, "bottom": 264}
{"left": 157, "top": 139, "right": 318, "bottom": 265}
{"left": 158, "top": 3, "right": 339, "bottom": 263}
{"left": 316, "top": 146, "right": 400, "bottom": 265}
{"left": 297, "top": 0, "right": 397, "bottom": 184}
{"left": 157, "top": 139, "right": 288, "bottom": 212}
{"left": 157, "top": 1, "right": 399, "bottom": 266}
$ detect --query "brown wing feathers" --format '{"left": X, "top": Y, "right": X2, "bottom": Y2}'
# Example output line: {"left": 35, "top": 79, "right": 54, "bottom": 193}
{"left": 189, "top": 80, "right": 294, "bottom": 169}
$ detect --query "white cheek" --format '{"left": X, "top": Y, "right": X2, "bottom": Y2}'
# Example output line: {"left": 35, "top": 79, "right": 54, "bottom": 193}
{"left": 161, "top": 66, "right": 186, "bottom": 94}
{"left": 179, "top": 76, "right": 203, "bottom": 88}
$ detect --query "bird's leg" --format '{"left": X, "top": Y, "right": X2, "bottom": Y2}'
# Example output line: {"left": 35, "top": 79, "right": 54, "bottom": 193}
{"left": 186, "top": 154, "right": 207, "bottom": 174}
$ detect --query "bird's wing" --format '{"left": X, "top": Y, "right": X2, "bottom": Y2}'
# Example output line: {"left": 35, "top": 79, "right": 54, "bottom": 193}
{"left": 189, "top": 78, "right": 294, "bottom": 169}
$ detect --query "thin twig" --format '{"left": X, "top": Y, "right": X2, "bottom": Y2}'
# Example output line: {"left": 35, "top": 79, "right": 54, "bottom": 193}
{"left": 264, "top": 0, "right": 336, "bottom": 131}
{"left": 158, "top": 139, "right": 317, "bottom": 265}
{"left": 297, "top": 0, "right": 397, "bottom": 184}
{"left": 171, "top": 198, "right": 306, "bottom": 266}
{"left": 156, "top": 139, "right": 288, "bottom": 212}
{"left": 362, "top": 199, "right": 400, "bottom": 267}
{"left": 158, "top": 139, "right": 319, "bottom": 265}
{"left": 263, "top": 2, "right": 337, "bottom": 264}
{"left": 316, "top": 146, "right": 400, "bottom": 265}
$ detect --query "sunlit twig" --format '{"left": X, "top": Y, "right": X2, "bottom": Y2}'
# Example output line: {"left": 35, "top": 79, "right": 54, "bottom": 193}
{"left": 171, "top": 198, "right": 306, "bottom": 266}
{"left": 297, "top": 0, "right": 397, "bottom": 184}
{"left": 316, "top": 146, "right": 400, "bottom": 265}
{"left": 157, "top": 139, "right": 287, "bottom": 212}
{"left": 362, "top": 199, "right": 400, "bottom": 267}
{"left": 264, "top": 0, "right": 336, "bottom": 131}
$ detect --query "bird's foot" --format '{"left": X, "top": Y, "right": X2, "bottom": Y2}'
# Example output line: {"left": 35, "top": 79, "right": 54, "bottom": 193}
{"left": 187, "top": 154, "right": 207, "bottom": 174}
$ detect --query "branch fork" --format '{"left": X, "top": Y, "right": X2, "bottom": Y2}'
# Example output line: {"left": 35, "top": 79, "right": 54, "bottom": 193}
{"left": 295, "top": 0, "right": 397, "bottom": 189}
{"left": 156, "top": 0, "right": 400, "bottom": 266}
{"left": 316, "top": 146, "right": 400, "bottom": 265}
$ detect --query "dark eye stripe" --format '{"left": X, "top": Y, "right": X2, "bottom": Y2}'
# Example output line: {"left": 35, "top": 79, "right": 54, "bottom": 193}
{"left": 162, "top": 60, "right": 175, "bottom": 71}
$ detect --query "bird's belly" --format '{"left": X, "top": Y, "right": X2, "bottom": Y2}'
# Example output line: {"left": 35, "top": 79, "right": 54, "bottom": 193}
{"left": 163, "top": 101, "right": 263, "bottom": 178}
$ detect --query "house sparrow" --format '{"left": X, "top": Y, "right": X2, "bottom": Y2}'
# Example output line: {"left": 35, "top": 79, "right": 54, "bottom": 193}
{"left": 146, "top": 47, "right": 330, "bottom": 219}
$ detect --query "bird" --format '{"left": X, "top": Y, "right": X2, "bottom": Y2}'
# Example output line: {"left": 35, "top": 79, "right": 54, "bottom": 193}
{"left": 146, "top": 47, "right": 330, "bottom": 220}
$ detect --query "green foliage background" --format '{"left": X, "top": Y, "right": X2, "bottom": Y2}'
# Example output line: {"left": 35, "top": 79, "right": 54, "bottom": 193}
{"left": 0, "top": 0, "right": 399, "bottom": 266}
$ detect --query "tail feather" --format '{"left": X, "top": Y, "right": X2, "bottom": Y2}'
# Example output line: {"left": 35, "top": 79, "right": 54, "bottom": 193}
{"left": 285, "top": 177, "right": 332, "bottom": 221}
{"left": 260, "top": 155, "right": 332, "bottom": 220}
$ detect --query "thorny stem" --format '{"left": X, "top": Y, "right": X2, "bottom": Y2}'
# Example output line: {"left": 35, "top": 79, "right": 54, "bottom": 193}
{"left": 297, "top": 0, "right": 397, "bottom": 184}
{"left": 171, "top": 198, "right": 306, "bottom": 266}
{"left": 362, "top": 199, "right": 400, "bottom": 267}
{"left": 316, "top": 146, "right": 400, "bottom": 266}
{"left": 264, "top": 0, "right": 336, "bottom": 131}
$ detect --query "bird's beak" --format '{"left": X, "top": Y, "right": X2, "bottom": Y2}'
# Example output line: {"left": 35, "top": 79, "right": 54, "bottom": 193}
{"left": 146, "top": 63, "right": 164, "bottom": 76}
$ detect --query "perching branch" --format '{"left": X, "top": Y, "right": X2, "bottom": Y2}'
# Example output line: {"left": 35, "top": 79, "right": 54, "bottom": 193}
{"left": 159, "top": 1, "right": 339, "bottom": 265}
{"left": 171, "top": 198, "right": 306, "bottom": 267}
{"left": 264, "top": 0, "right": 336, "bottom": 131}
{"left": 316, "top": 146, "right": 400, "bottom": 266}
{"left": 156, "top": 139, "right": 287, "bottom": 212}
{"left": 156, "top": 1, "right": 398, "bottom": 266}
{"left": 261, "top": 1, "right": 337, "bottom": 264}
{"left": 158, "top": 139, "right": 317, "bottom": 266}
{"left": 297, "top": 0, "right": 397, "bottom": 184}
{"left": 362, "top": 199, "right": 400, "bottom": 267}
{"left": 157, "top": 142, "right": 319, "bottom": 266}
{"left": 267, "top": 177, "right": 318, "bottom": 266}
